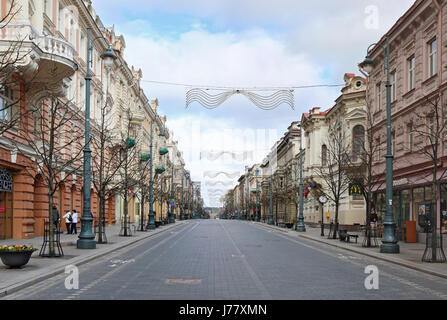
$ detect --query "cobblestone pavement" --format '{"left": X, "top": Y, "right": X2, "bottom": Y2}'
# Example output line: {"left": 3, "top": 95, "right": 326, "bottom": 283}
{"left": 3, "top": 220, "right": 447, "bottom": 300}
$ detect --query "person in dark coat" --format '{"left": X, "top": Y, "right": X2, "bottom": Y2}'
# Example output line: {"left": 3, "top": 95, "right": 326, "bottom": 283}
{"left": 52, "top": 205, "right": 60, "bottom": 232}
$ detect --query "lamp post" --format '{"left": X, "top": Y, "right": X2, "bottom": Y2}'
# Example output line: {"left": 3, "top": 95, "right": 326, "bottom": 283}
{"left": 145, "top": 120, "right": 165, "bottom": 229}
{"left": 169, "top": 150, "right": 176, "bottom": 224}
{"left": 296, "top": 123, "right": 306, "bottom": 232}
{"left": 246, "top": 171, "right": 250, "bottom": 220}
{"left": 180, "top": 170, "right": 184, "bottom": 220}
{"left": 255, "top": 169, "right": 260, "bottom": 222}
{"left": 360, "top": 35, "right": 399, "bottom": 253}
{"left": 319, "top": 195, "right": 328, "bottom": 236}
{"left": 268, "top": 169, "right": 274, "bottom": 225}
{"left": 78, "top": 28, "right": 117, "bottom": 249}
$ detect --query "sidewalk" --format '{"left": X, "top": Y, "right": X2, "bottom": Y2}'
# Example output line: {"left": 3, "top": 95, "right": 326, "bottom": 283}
{"left": 251, "top": 221, "right": 447, "bottom": 280}
{"left": 0, "top": 220, "right": 189, "bottom": 296}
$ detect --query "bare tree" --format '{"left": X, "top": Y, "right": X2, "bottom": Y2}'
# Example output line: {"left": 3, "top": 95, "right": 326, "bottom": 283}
{"left": 314, "top": 117, "right": 352, "bottom": 239}
{"left": 114, "top": 108, "right": 144, "bottom": 237}
{"left": 15, "top": 93, "right": 85, "bottom": 256}
{"left": 409, "top": 94, "right": 447, "bottom": 262}
{"left": 91, "top": 97, "right": 127, "bottom": 243}
{"left": 345, "top": 102, "right": 384, "bottom": 246}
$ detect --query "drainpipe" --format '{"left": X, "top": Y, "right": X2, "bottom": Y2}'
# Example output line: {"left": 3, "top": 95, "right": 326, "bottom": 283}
{"left": 432, "top": 0, "right": 443, "bottom": 233}
{"left": 432, "top": 0, "right": 442, "bottom": 86}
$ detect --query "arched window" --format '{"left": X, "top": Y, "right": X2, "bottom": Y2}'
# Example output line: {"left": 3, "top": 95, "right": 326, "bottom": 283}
{"left": 353, "top": 125, "right": 365, "bottom": 161}
{"left": 321, "top": 145, "right": 327, "bottom": 166}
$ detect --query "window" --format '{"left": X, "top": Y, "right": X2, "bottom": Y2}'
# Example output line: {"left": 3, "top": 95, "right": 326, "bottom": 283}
{"left": 0, "top": 86, "right": 14, "bottom": 122}
{"left": 352, "top": 125, "right": 365, "bottom": 161}
{"left": 408, "top": 56, "right": 415, "bottom": 91}
{"left": 80, "top": 32, "right": 86, "bottom": 61}
{"left": 321, "top": 145, "right": 327, "bottom": 166}
{"left": 429, "top": 39, "right": 437, "bottom": 78}
{"left": 391, "top": 71, "right": 397, "bottom": 102}
{"left": 376, "top": 83, "right": 382, "bottom": 111}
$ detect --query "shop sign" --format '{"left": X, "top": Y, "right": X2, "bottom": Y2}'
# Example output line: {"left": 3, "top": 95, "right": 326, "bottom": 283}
{"left": 0, "top": 170, "right": 12, "bottom": 192}
{"left": 393, "top": 178, "right": 408, "bottom": 187}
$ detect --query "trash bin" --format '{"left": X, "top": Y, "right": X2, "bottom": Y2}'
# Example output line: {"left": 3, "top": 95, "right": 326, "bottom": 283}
{"left": 404, "top": 221, "right": 417, "bottom": 243}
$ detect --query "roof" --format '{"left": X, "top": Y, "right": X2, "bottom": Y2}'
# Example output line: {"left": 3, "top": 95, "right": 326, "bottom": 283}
{"left": 369, "top": 0, "right": 426, "bottom": 56}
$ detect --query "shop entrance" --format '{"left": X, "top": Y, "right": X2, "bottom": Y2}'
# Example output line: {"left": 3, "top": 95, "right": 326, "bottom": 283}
{"left": 0, "top": 192, "right": 13, "bottom": 239}
{"left": 393, "top": 190, "right": 410, "bottom": 241}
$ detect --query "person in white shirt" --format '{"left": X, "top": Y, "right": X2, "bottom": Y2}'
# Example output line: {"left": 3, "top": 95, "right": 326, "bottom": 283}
{"left": 71, "top": 210, "right": 78, "bottom": 234}
{"left": 62, "top": 210, "right": 72, "bottom": 234}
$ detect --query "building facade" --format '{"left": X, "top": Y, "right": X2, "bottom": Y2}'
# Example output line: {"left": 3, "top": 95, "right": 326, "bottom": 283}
{"left": 367, "top": 0, "right": 447, "bottom": 240}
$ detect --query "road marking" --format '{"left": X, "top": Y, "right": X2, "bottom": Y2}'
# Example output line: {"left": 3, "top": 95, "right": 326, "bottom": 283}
{"left": 219, "top": 220, "right": 272, "bottom": 300}
{"left": 249, "top": 223, "right": 447, "bottom": 299}
{"left": 165, "top": 279, "right": 202, "bottom": 285}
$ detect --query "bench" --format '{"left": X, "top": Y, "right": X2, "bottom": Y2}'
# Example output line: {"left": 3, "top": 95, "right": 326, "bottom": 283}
{"left": 339, "top": 230, "right": 359, "bottom": 243}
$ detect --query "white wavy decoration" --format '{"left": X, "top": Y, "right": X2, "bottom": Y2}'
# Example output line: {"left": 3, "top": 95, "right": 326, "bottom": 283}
{"left": 186, "top": 88, "right": 295, "bottom": 110}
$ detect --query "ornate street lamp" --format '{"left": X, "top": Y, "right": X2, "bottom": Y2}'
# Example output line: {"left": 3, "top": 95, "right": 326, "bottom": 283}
{"left": 360, "top": 35, "right": 399, "bottom": 253}
{"left": 268, "top": 171, "right": 274, "bottom": 225}
{"left": 78, "top": 28, "right": 117, "bottom": 250}
{"left": 296, "top": 122, "right": 306, "bottom": 232}
{"left": 146, "top": 122, "right": 167, "bottom": 230}
{"left": 169, "top": 150, "right": 176, "bottom": 224}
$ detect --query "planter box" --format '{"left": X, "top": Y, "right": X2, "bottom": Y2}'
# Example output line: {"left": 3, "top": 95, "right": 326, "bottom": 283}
{"left": 0, "top": 251, "right": 36, "bottom": 269}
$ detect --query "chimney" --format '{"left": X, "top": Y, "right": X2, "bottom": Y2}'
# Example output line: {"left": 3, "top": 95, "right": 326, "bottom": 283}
{"left": 310, "top": 107, "right": 321, "bottom": 115}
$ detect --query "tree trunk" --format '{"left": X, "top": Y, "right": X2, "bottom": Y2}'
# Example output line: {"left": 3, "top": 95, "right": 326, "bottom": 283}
{"left": 432, "top": 168, "right": 438, "bottom": 262}
{"left": 48, "top": 193, "right": 55, "bottom": 257}
{"left": 333, "top": 202, "right": 339, "bottom": 239}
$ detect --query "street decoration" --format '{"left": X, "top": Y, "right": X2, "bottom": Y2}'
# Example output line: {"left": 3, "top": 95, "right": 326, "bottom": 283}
{"left": 186, "top": 88, "right": 295, "bottom": 110}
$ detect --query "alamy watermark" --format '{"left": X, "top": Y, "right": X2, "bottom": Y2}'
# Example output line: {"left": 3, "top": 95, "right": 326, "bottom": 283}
{"left": 364, "top": 5, "right": 380, "bottom": 30}
{"left": 64, "top": 265, "right": 79, "bottom": 290}
{"left": 364, "top": 265, "right": 379, "bottom": 290}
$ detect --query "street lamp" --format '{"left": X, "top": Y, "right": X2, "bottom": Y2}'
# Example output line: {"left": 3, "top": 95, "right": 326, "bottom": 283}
{"left": 78, "top": 28, "right": 117, "bottom": 250}
{"left": 169, "top": 149, "right": 176, "bottom": 224}
{"left": 268, "top": 169, "right": 274, "bottom": 225}
{"left": 255, "top": 169, "right": 260, "bottom": 222}
{"left": 296, "top": 123, "right": 306, "bottom": 232}
{"left": 146, "top": 121, "right": 167, "bottom": 230}
{"left": 360, "top": 35, "right": 399, "bottom": 253}
{"left": 180, "top": 169, "right": 184, "bottom": 220}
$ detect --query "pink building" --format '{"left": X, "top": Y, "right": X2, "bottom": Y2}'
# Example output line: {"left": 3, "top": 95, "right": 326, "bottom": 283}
{"left": 367, "top": 0, "right": 447, "bottom": 241}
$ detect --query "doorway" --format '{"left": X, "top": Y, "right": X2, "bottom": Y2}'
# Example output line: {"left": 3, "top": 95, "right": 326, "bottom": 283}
{"left": 393, "top": 190, "right": 410, "bottom": 241}
{"left": 0, "top": 192, "right": 13, "bottom": 239}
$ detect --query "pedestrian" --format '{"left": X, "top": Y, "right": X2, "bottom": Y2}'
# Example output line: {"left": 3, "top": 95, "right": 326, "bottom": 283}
{"left": 52, "top": 205, "right": 60, "bottom": 232}
{"left": 62, "top": 210, "right": 72, "bottom": 234}
{"left": 71, "top": 209, "right": 78, "bottom": 234}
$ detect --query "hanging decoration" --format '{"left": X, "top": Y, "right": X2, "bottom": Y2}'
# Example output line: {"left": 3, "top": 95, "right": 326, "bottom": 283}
{"left": 186, "top": 88, "right": 295, "bottom": 110}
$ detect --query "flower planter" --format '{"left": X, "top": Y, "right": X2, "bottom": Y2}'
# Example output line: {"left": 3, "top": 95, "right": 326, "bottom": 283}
{"left": 0, "top": 250, "right": 36, "bottom": 268}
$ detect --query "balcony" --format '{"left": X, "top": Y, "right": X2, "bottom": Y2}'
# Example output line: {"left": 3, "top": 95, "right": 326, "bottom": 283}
{"left": 0, "top": 23, "right": 77, "bottom": 88}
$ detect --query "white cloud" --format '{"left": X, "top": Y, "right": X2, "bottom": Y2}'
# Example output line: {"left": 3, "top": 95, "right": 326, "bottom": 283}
{"left": 121, "top": 28, "right": 336, "bottom": 206}
{"left": 93, "top": 0, "right": 417, "bottom": 206}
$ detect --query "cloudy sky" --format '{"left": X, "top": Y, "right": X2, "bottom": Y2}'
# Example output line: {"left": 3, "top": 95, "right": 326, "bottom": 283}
{"left": 94, "top": 0, "right": 414, "bottom": 207}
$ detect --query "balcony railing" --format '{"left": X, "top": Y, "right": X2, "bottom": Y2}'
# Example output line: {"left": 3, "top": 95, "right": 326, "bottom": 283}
{"left": 0, "top": 23, "right": 75, "bottom": 63}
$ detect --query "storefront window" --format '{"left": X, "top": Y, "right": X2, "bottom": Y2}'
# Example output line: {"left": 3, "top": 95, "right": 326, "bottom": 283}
{"left": 441, "top": 184, "right": 447, "bottom": 235}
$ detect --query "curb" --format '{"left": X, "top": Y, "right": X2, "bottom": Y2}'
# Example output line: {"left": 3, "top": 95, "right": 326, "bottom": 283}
{"left": 249, "top": 221, "right": 447, "bottom": 280}
{"left": 0, "top": 221, "right": 190, "bottom": 297}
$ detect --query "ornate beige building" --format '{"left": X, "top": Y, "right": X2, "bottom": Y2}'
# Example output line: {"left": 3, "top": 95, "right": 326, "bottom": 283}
{"left": 302, "top": 74, "right": 367, "bottom": 228}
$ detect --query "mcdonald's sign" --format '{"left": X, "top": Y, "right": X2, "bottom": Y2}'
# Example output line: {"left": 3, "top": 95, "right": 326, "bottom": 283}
{"left": 349, "top": 183, "right": 363, "bottom": 195}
